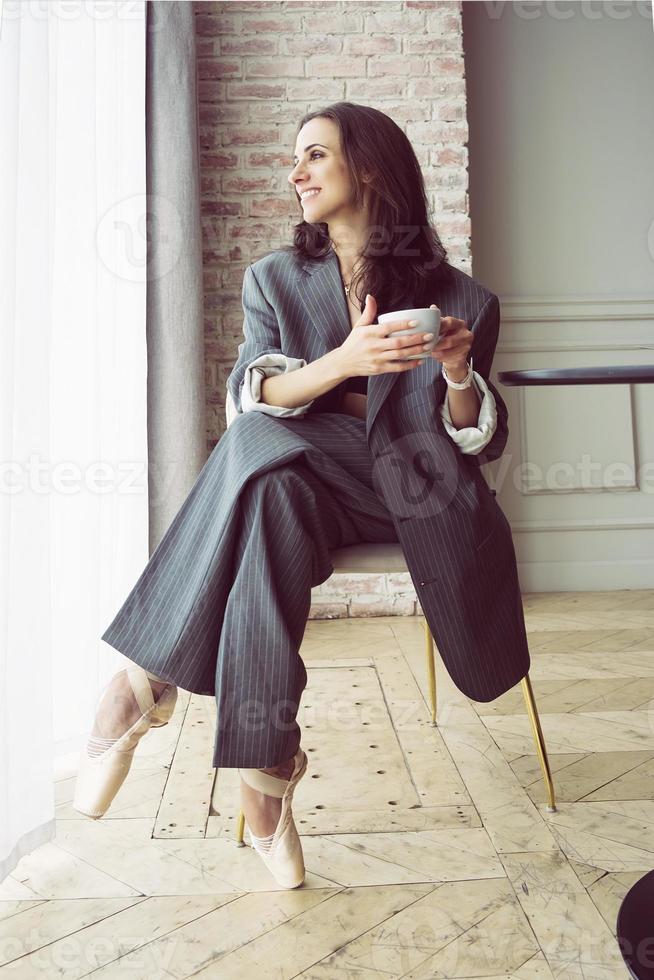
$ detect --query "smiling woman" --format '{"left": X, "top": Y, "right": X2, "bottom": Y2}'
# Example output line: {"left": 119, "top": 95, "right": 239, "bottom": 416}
{"left": 255, "top": 102, "right": 486, "bottom": 430}
{"left": 82, "top": 99, "right": 527, "bottom": 896}
{"left": 283, "top": 101, "right": 453, "bottom": 320}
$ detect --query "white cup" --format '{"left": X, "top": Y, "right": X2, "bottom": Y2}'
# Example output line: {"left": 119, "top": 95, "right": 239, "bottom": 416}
{"left": 377, "top": 307, "right": 442, "bottom": 360}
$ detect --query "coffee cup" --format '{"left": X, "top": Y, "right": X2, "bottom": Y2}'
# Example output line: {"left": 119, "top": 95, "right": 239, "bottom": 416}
{"left": 377, "top": 307, "right": 442, "bottom": 360}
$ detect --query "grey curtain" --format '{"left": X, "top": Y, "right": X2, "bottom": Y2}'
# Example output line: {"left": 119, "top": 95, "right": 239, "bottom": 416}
{"left": 146, "top": 0, "right": 206, "bottom": 552}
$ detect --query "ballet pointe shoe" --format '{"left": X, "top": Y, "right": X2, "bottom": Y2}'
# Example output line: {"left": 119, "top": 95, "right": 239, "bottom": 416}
{"left": 73, "top": 666, "right": 177, "bottom": 819}
{"left": 238, "top": 748, "right": 308, "bottom": 889}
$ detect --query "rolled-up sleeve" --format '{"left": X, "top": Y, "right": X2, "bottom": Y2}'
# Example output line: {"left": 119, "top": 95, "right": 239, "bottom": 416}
{"left": 439, "top": 357, "right": 498, "bottom": 455}
{"left": 226, "top": 264, "right": 313, "bottom": 416}
{"left": 241, "top": 352, "right": 314, "bottom": 417}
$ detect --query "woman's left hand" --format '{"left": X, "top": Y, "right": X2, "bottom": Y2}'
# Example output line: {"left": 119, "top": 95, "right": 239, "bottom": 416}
{"left": 427, "top": 304, "right": 472, "bottom": 375}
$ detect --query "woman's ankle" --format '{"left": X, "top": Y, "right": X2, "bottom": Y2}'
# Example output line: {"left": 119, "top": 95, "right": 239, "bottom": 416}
{"left": 260, "top": 756, "right": 295, "bottom": 780}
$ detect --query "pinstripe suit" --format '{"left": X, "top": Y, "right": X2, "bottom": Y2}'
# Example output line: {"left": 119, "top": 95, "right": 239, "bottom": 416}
{"left": 101, "top": 245, "right": 530, "bottom": 768}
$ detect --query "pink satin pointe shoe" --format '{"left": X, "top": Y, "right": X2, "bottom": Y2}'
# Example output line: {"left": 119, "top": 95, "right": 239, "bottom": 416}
{"left": 73, "top": 666, "right": 178, "bottom": 819}
{"left": 238, "top": 748, "right": 308, "bottom": 889}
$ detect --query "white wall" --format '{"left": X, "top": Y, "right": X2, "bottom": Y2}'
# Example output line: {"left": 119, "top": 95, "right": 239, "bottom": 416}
{"left": 463, "top": 0, "right": 654, "bottom": 590}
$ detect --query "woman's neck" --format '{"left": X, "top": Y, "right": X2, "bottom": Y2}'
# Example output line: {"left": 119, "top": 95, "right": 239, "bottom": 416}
{"left": 333, "top": 248, "right": 363, "bottom": 285}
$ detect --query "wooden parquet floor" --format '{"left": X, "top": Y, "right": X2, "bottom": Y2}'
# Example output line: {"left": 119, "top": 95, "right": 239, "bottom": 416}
{"left": 3, "top": 590, "right": 652, "bottom": 977}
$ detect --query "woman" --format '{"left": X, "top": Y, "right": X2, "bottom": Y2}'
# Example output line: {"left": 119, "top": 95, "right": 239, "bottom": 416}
{"left": 73, "top": 102, "right": 508, "bottom": 890}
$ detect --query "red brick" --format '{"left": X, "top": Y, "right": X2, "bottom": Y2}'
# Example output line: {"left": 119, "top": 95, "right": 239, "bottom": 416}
{"left": 437, "top": 216, "right": 471, "bottom": 236}
{"left": 407, "top": 120, "right": 468, "bottom": 144}
{"left": 227, "top": 221, "right": 281, "bottom": 240}
{"left": 281, "top": 33, "right": 342, "bottom": 56}
{"left": 200, "top": 151, "right": 240, "bottom": 170}
{"left": 246, "top": 150, "right": 296, "bottom": 168}
{"left": 343, "top": 35, "right": 400, "bottom": 56}
{"left": 198, "top": 126, "right": 221, "bottom": 150}
{"left": 308, "top": 601, "right": 349, "bottom": 620}
{"left": 200, "top": 102, "right": 243, "bottom": 125}
{"left": 433, "top": 145, "right": 467, "bottom": 166}
{"left": 202, "top": 200, "right": 243, "bottom": 217}
{"left": 195, "top": 13, "right": 241, "bottom": 36}
{"left": 196, "top": 39, "right": 216, "bottom": 57}
{"left": 205, "top": 337, "right": 240, "bottom": 361}
{"left": 345, "top": 78, "right": 407, "bottom": 100}
{"left": 404, "top": 36, "right": 452, "bottom": 54}
{"left": 277, "top": 122, "right": 304, "bottom": 148}
{"left": 223, "top": 126, "right": 279, "bottom": 146}
{"left": 226, "top": 82, "right": 286, "bottom": 101}
{"left": 248, "top": 102, "right": 300, "bottom": 123}
{"left": 200, "top": 173, "right": 220, "bottom": 194}
{"left": 433, "top": 101, "right": 465, "bottom": 122}
{"left": 223, "top": 175, "right": 279, "bottom": 193}
{"left": 427, "top": 55, "right": 465, "bottom": 76}
{"left": 288, "top": 10, "right": 364, "bottom": 34}
{"left": 220, "top": 1, "right": 282, "bottom": 8}
{"left": 286, "top": 78, "right": 344, "bottom": 101}
{"left": 433, "top": 190, "right": 467, "bottom": 212}
{"left": 307, "top": 56, "right": 361, "bottom": 78}
{"left": 202, "top": 269, "right": 221, "bottom": 291}
{"left": 220, "top": 36, "right": 278, "bottom": 56}
{"left": 364, "top": 101, "right": 430, "bottom": 124}
{"left": 239, "top": 15, "right": 296, "bottom": 32}
{"left": 198, "top": 58, "right": 241, "bottom": 80}
{"left": 350, "top": 595, "right": 416, "bottom": 616}
{"left": 364, "top": 10, "right": 426, "bottom": 32}
{"left": 245, "top": 57, "right": 304, "bottom": 78}
{"left": 425, "top": 8, "right": 461, "bottom": 34}
{"left": 203, "top": 290, "right": 238, "bottom": 312}
{"left": 282, "top": 0, "right": 343, "bottom": 8}
{"left": 197, "top": 81, "right": 226, "bottom": 104}
{"left": 407, "top": 77, "right": 450, "bottom": 100}
{"left": 221, "top": 265, "right": 250, "bottom": 288}
{"left": 431, "top": 164, "right": 467, "bottom": 189}
{"left": 367, "top": 56, "right": 427, "bottom": 78}
{"left": 250, "top": 197, "right": 292, "bottom": 217}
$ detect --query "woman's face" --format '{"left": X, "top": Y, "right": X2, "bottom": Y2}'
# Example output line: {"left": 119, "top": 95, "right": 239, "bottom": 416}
{"left": 288, "top": 118, "right": 360, "bottom": 225}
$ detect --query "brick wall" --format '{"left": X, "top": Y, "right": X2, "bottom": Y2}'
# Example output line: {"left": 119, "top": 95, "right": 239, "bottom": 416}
{"left": 195, "top": 0, "right": 470, "bottom": 619}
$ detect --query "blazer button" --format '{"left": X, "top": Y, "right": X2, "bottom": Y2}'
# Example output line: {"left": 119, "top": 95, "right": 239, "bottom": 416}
{"left": 419, "top": 580, "right": 425, "bottom": 586}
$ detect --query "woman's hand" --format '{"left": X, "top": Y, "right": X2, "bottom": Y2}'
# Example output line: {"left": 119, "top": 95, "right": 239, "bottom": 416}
{"left": 427, "top": 304, "right": 473, "bottom": 380}
{"left": 334, "top": 294, "right": 432, "bottom": 379}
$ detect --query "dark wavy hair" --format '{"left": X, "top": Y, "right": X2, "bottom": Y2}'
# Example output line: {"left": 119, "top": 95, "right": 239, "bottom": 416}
{"left": 279, "top": 101, "right": 454, "bottom": 318}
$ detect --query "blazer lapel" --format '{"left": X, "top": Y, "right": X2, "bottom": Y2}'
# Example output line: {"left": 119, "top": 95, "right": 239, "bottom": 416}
{"left": 295, "top": 247, "right": 400, "bottom": 441}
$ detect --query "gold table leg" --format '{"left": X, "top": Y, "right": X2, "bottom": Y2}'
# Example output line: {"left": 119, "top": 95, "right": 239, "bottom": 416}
{"left": 521, "top": 674, "right": 557, "bottom": 812}
{"left": 424, "top": 618, "right": 437, "bottom": 726}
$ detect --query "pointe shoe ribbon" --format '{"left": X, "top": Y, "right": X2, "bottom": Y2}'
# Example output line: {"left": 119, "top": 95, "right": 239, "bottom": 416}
{"left": 238, "top": 748, "right": 308, "bottom": 889}
{"left": 73, "top": 667, "right": 177, "bottom": 819}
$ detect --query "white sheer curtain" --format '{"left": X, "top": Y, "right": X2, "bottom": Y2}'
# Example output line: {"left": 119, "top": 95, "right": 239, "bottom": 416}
{"left": 1, "top": 1, "right": 148, "bottom": 883}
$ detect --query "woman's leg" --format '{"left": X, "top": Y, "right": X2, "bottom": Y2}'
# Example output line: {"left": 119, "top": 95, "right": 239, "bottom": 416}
{"left": 214, "top": 463, "right": 347, "bottom": 769}
{"left": 85, "top": 669, "right": 174, "bottom": 757}
{"left": 215, "top": 460, "right": 363, "bottom": 836}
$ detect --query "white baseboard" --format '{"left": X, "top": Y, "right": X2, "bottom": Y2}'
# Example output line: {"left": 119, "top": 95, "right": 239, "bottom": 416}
{"left": 517, "top": 559, "right": 654, "bottom": 592}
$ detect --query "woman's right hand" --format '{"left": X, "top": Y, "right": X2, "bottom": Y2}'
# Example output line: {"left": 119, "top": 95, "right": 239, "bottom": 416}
{"left": 335, "top": 293, "right": 434, "bottom": 379}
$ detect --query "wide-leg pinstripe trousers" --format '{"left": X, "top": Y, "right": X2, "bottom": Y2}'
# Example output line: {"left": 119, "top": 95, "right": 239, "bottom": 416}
{"left": 101, "top": 411, "right": 400, "bottom": 769}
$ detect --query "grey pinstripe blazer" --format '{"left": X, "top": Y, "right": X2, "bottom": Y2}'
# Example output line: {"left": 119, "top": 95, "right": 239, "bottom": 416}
{"left": 227, "top": 246, "right": 530, "bottom": 702}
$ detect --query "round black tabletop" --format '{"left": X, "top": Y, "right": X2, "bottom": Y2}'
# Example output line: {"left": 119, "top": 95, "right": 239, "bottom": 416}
{"left": 498, "top": 365, "right": 654, "bottom": 387}
{"left": 616, "top": 867, "right": 654, "bottom": 978}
